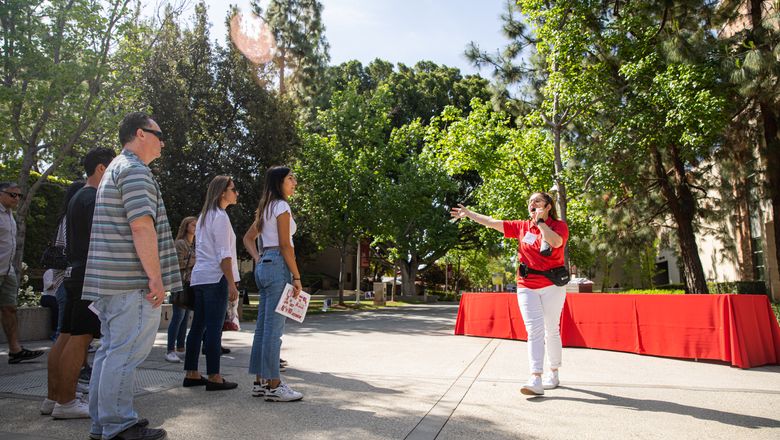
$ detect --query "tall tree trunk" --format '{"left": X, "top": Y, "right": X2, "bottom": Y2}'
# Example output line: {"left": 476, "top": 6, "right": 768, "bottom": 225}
{"left": 398, "top": 256, "right": 418, "bottom": 296}
{"left": 749, "top": 0, "right": 780, "bottom": 290}
{"left": 652, "top": 145, "right": 709, "bottom": 293}
{"left": 733, "top": 173, "right": 755, "bottom": 280}
{"left": 759, "top": 102, "right": 780, "bottom": 288}
{"left": 278, "top": 46, "right": 287, "bottom": 95}
{"left": 337, "top": 244, "right": 347, "bottom": 305}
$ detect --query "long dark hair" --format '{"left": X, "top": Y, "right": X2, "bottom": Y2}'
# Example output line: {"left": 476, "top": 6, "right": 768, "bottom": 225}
{"left": 58, "top": 181, "right": 86, "bottom": 223}
{"left": 530, "top": 191, "right": 559, "bottom": 221}
{"left": 199, "top": 176, "right": 233, "bottom": 220}
{"left": 254, "top": 166, "right": 291, "bottom": 233}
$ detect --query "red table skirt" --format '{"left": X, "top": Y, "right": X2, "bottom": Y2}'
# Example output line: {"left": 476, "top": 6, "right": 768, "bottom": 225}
{"left": 454, "top": 293, "right": 780, "bottom": 369}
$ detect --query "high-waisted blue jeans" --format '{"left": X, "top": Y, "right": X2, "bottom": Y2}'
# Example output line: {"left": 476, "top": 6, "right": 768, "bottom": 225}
{"left": 184, "top": 277, "right": 228, "bottom": 375}
{"left": 166, "top": 304, "right": 190, "bottom": 352}
{"left": 249, "top": 249, "right": 290, "bottom": 380}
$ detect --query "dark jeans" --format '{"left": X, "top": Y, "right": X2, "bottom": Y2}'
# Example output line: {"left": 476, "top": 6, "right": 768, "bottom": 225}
{"left": 184, "top": 277, "right": 228, "bottom": 375}
{"left": 167, "top": 304, "right": 190, "bottom": 352}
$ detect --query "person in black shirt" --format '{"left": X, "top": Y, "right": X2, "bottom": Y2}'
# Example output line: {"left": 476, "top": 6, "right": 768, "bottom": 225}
{"left": 42, "top": 147, "right": 115, "bottom": 419}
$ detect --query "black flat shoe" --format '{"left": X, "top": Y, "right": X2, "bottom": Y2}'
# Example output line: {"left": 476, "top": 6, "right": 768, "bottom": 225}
{"left": 182, "top": 376, "right": 208, "bottom": 387}
{"left": 205, "top": 379, "right": 238, "bottom": 391}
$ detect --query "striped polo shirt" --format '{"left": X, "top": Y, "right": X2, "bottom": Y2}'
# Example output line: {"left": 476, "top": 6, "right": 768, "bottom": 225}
{"left": 82, "top": 150, "right": 182, "bottom": 300}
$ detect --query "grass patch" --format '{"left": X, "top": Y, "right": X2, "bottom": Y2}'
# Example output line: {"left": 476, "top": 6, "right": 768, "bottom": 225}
{"left": 772, "top": 302, "right": 780, "bottom": 325}
{"left": 618, "top": 289, "right": 686, "bottom": 295}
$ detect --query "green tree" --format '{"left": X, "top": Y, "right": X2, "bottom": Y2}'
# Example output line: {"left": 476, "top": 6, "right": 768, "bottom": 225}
{"left": 370, "top": 121, "right": 461, "bottom": 297}
{"left": 0, "top": 0, "right": 148, "bottom": 270}
{"left": 296, "top": 82, "right": 390, "bottom": 304}
{"left": 261, "top": 0, "right": 329, "bottom": 104}
{"left": 717, "top": 0, "right": 780, "bottom": 285}
{"left": 144, "top": 3, "right": 298, "bottom": 238}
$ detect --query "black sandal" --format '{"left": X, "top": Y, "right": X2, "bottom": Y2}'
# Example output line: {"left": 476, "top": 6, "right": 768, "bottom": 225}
{"left": 8, "top": 347, "right": 44, "bottom": 364}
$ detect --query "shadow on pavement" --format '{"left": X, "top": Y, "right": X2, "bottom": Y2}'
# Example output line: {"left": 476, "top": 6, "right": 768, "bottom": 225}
{"left": 283, "top": 305, "right": 459, "bottom": 337}
{"left": 531, "top": 387, "right": 780, "bottom": 429}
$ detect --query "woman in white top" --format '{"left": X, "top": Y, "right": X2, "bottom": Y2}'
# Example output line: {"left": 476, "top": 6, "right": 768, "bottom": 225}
{"left": 183, "top": 176, "right": 239, "bottom": 391}
{"left": 243, "top": 166, "right": 303, "bottom": 402}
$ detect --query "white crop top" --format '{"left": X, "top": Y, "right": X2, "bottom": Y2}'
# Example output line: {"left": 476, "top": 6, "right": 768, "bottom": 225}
{"left": 260, "top": 200, "right": 296, "bottom": 248}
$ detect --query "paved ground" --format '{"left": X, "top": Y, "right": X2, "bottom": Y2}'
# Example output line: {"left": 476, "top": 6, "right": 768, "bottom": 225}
{"left": 0, "top": 304, "right": 779, "bottom": 440}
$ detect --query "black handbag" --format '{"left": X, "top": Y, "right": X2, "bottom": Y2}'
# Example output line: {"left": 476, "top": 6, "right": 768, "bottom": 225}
{"left": 171, "top": 283, "right": 195, "bottom": 309}
{"left": 171, "top": 245, "right": 195, "bottom": 309}
{"left": 41, "top": 244, "right": 68, "bottom": 270}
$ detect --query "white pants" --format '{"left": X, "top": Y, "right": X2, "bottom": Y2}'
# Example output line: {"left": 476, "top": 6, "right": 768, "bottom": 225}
{"left": 517, "top": 284, "right": 567, "bottom": 374}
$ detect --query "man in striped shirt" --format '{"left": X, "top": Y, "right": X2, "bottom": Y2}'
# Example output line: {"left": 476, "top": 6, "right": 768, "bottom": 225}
{"left": 83, "top": 112, "right": 181, "bottom": 440}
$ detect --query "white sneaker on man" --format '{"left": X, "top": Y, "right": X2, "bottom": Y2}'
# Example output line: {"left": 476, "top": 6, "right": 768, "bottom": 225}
{"left": 40, "top": 398, "right": 56, "bottom": 415}
{"left": 264, "top": 383, "right": 303, "bottom": 402}
{"left": 542, "top": 371, "right": 560, "bottom": 390}
{"left": 165, "top": 351, "right": 181, "bottom": 363}
{"left": 51, "top": 399, "right": 90, "bottom": 419}
{"left": 520, "top": 376, "right": 544, "bottom": 396}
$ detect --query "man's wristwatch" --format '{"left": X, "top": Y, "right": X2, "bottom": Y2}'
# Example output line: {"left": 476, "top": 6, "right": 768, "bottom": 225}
{"left": 536, "top": 218, "right": 545, "bottom": 225}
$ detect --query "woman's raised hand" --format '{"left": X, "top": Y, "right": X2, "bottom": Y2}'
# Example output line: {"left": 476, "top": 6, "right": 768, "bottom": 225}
{"left": 450, "top": 204, "right": 471, "bottom": 221}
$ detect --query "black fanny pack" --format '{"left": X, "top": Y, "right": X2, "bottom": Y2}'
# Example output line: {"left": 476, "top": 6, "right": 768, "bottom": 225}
{"left": 519, "top": 263, "right": 570, "bottom": 286}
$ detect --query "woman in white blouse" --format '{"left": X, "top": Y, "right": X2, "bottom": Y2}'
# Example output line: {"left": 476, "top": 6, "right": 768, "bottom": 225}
{"left": 183, "top": 176, "right": 239, "bottom": 391}
{"left": 243, "top": 166, "right": 303, "bottom": 402}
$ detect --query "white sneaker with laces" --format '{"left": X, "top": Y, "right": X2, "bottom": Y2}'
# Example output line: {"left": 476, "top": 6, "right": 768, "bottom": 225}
{"left": 76, "top": 382, "right": 89, "bottom": 394}
{"left": 40, "top": 398, "right": 55, "bottom": 415}
{"left": 165, "top": 351, "right": 181, "bottom": 363}
{"left": 251, "top": 380, "right": 268, "bottom": 397}
{"left": 542, "top": 371, "right": 559, "bottom": 390}
{"left": 264, "top": 383, "right": 303, "bottom": 402}
{"left": 51, "top": 399, "right": 90, "bottom": 419}
{"left": 520, "top": 376, "right": 544, "bottom": 396}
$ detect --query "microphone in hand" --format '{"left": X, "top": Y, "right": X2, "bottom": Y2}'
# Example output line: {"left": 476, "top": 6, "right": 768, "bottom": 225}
{"left": 540, "top": 240, "right": 552, "bottom": 257}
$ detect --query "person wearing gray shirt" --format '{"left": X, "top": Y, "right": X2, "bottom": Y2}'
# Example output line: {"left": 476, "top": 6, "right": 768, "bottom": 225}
{"left": 0, "top": 182, "right": 44, "bottom": 364}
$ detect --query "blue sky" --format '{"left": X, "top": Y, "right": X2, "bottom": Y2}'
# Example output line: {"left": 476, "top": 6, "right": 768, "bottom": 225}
{"left": 156, "top": 0, "right": 509, "bottom": 76}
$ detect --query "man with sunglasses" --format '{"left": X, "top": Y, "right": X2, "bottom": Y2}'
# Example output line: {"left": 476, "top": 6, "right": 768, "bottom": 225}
{"left": 0, "top": 182, "right": 45, "bottom": 364}
{"left": 82, "top": 112, "right": 180, "bottom": 440}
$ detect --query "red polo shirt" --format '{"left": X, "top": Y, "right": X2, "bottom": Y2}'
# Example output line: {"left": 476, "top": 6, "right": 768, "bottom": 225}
{"left": 503, "top": 219, "right": 569, "bottom": 289}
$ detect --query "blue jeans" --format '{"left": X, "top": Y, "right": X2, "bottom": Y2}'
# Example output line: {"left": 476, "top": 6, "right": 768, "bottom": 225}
{"left": 249, "top": 249, "right": 290, "bottom": 379}
{"left": 184, "top": 277, "right": 228, "bottom": 375}
{"left": 88, "top": 291, "right": 161, "bottom": 440}
{"left": 55, "top": 283, "right": 67, "bottom": 337}
{"left": 166, "top": 304, "right": 190, "bottom": 352}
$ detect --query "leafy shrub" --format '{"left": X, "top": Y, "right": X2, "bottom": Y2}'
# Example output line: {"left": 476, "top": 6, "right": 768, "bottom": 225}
{"left": 707, "top": 281, "right": 767, "bottom": 295}
{"left": 619, "top": 289, "right": 685, "bottom": 295}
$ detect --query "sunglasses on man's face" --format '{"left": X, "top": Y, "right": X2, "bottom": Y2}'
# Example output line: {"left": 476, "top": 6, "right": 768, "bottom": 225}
{"left": 140, "top": 128, "right": 165, "bottom": 142}
{"left": 2, "top": 191, "right": 22, "bottom": 199}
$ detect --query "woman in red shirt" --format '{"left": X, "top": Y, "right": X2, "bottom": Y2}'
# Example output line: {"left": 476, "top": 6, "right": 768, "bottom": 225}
{"left": 451, "top": 192, "right": 569, "bottom": 396}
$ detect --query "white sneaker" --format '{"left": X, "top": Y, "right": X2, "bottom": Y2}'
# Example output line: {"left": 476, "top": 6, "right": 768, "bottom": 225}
{"left": 520, "top": 376, "right": 544, "bottom": 396}
{"left": 165, "top": 351, "right": 181, "bottom": 363}
{"left": 51, "top": 399, "right": 90, "bottom": 419}
{"left": 251, "top": 380, "right": 268, "bottom": 397}
{"left": 542, "top": 371, "right": 559, "bottom": 390}
{"left": 40, "top": 398, "right": 55, "bottom": 415}
{"left": 76, "top": 382, "right": 89, "bottom": 394}
{"left": 264, "top": 383, "right": 303, "bottom": 402}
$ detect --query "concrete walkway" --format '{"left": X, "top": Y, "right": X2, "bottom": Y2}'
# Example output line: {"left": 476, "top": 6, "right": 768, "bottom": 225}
{"left": 1, "top": 304, "right": 779, "bottom": 439}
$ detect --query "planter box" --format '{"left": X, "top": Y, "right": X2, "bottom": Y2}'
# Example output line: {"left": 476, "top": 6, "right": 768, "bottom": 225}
{"left": 0, "top": 307, "right": 52, "bottom": 343}
{"left": 0, "top": 304, "right": 193, "bottom": 344}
